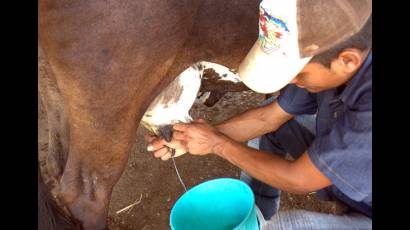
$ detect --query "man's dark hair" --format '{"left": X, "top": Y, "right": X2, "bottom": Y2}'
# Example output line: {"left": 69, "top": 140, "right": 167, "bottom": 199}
{"left": 309, "top": 15, "right": 372, "bottom": 68}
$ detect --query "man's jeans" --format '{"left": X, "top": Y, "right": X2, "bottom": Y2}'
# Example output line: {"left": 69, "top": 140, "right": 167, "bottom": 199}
{"left": 240, "top": 97, "right": 371, "bottom": 229}
{"left": 264, "top": 209, "right": 372, "bottom": 229}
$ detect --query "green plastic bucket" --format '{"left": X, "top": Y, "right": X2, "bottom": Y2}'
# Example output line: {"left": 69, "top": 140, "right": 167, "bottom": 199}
{"left": 170, "top": 178, "right": 260, "bottom": 230}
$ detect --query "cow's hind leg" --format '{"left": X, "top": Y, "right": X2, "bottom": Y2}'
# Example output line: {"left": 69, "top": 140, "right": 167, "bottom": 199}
{"left": 39, "top": 49, "right": 139, "bottom": 229}
{"left": 38, "top": 167, "right": 82, "bottom": 230}
{"left": 55, "top": 98, "right": 142, "bottom": 230}
{"left": 39, "top": 48, "right": 70, "bottom": 181}
{"left": 45, "top": 110, "right": 69, "bottom": 181}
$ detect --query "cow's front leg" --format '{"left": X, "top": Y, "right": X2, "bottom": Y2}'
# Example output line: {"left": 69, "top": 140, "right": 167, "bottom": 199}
{"left": 57, "top": 106, "right": 139, "bottom": 230}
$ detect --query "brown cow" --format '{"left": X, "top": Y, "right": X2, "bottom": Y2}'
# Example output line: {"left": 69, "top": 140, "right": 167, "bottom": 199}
{"left": 38, "top": 0, "right": 259, "bottom": 229}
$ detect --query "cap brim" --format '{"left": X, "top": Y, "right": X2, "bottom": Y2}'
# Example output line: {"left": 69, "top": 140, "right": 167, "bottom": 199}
{"left": 238, "top": 41, "right": 312, "bottom": 94}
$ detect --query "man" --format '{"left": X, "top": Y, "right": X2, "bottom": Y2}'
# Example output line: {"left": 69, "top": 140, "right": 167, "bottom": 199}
{"left": 146, "top": 0, "right": 372, "bottom": 228}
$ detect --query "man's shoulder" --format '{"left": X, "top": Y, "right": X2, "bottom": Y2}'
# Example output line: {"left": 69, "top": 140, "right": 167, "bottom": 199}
{"left": 277, "top": 84, "right": 318, "bottom": 115}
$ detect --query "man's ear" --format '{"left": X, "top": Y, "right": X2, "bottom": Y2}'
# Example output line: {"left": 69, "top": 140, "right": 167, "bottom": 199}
{"left": 331, "top": 49, "right": 366, "bottom": 76}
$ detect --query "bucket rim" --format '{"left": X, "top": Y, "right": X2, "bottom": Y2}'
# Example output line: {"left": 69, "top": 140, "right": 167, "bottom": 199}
{"left": 169, "top": 177, "right": 255, "bottom": 230}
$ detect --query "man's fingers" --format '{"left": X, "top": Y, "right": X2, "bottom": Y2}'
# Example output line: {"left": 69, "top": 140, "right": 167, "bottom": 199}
{"left": 153, "top": 147, "right": 170, "bottom": 158}
{"left": 147, "top": 138, "right": 167, "bottom": 151}
{"left": 161, "top": 152, "right": 173, "bottom": 161}
{"left": 173, "top": 123, "right": 189, "bottom": 132}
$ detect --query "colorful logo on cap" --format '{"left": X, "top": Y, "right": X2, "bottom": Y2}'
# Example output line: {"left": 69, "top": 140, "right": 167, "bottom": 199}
{"left": 258, "top": 6, "right": 290, "bottom": 54}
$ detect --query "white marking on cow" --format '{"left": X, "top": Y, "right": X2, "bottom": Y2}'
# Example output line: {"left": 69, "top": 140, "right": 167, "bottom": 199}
{"left": 141, "top": 61, "right": 242, "bottom": 157}
{"left": 141, "top": 66, "right": 200, "bottom": 134}
{"left": 200, "top": 61, "right": 241, "bottom": 82}
{"left": 195, "top": 91, "right": 211, "bottom": 104}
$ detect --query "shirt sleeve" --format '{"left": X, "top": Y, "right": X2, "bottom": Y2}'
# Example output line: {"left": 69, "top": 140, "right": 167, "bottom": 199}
{"left": 307, "top": 106, "right": 372, "bottom": 203}
{"left": 277, "top": 84, "right": 317, "bottom": 115}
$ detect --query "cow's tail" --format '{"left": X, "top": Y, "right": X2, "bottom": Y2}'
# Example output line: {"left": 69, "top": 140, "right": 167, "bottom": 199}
{"left": 38, "top": 169, "right": 82, "bottom": 230}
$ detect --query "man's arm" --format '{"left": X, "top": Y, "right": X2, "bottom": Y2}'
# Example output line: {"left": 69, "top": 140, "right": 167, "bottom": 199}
{"left": 145, "top": 99, "right": 293, "bottom": 160}
{"left": 172, "top": 121, "right": 332, "bottom": 194}
{"left": 215, "top": 100, "right": 294, "bottom": 142}
{"left": 214, "top": 137, "right": 332, "bottom": 194}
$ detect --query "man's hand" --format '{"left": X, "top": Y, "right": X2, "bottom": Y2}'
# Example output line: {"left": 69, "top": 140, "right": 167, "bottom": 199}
{"left": 144, "top": 133, "right": 188, "bottom": 161}
{"left": 173, "top": 119, "right": 228, "bottom": 155}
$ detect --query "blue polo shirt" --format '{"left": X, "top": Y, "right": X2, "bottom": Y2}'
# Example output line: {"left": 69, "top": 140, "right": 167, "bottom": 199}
{"left": 277, "top": 52, "right": 372, "bottom": 217}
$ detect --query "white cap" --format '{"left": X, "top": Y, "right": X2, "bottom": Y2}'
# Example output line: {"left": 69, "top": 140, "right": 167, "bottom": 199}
{"left": 238, "top": 0, "right": 372, "bottom": 94}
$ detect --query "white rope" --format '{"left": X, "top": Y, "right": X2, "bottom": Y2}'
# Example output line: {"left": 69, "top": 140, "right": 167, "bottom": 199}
{"left": 171, "top": 152, "right": 187, "bottom": 192}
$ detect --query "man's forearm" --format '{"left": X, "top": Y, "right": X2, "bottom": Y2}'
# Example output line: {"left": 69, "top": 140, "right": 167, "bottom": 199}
{"left": 215, "top": 100, "right": 293, "bottom": 142}
{"left": 212, "top": 136, "right": 330, "bottom": 194}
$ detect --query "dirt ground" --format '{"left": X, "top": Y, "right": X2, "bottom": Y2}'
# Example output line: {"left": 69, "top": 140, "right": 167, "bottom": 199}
{"left": 38, "top": 88, "right": 344, "bottom": 229}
